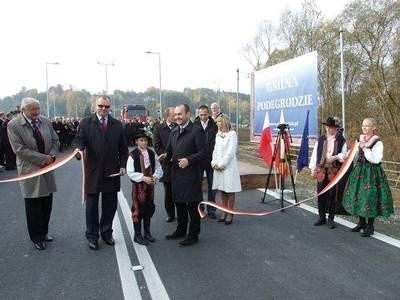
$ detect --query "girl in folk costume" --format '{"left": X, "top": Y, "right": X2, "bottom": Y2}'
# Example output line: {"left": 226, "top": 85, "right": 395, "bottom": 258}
{"left": 342, "top": 118, "right": 394, "bottom": 237}
{"left": 309, "top": 116, "right": 348, "bottom": 229}
{"left": 126, "top": 130, "right": 163, "bottom": 245}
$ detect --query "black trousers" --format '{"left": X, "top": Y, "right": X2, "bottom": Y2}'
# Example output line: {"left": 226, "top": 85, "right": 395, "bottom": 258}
{"left": 175, "top": 202, "right": 200, "bottom": 237}
{"left": 24, "top": 194, "right": 53, "bottom": 243}
{"left": 163, "top": 182, "right": 175, "bottom": 218}
{"left": 4, "top": 144, "right": 16, "bottom": 170}
{"left": 317, "top": 170, "right": 336, "bottom": 220}
{"left": 85, "top": 192, "right": 118, "bottom": 241}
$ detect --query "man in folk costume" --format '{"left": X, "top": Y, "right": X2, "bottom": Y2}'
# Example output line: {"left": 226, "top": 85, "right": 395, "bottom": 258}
{"left": 309, "top": 116, "right": 348, "bottom": 229}
{"left": 126, "top": 130, "right": 163, "bottom": 245}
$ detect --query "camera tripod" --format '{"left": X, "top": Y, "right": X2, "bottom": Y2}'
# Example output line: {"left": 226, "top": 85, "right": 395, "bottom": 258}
{"left": 261, "top": 124, "right": 298, "bottom": 210}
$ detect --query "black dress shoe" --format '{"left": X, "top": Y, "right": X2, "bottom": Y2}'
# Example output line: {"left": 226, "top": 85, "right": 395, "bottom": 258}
{"left": 88, "top": 240, "right": 99, "bottom": 250}
{"left": 102, "top": 237, "right": 115, "bottom": 246}
{"left": 313, "top": 219, "right": 326, "bottom": 226}
{"left": 166, "top": 217, "right": 175, "bottom": 222}
{"left": 208, "top": 212, "right": 217, "bottom": 219}
{"left": 134, "top": 235, "right": 149, "bottom": 245}
{"left": 33, "top": 241, "right": 46, "bottom": 250}
{"left": 144, "top": 233, "right": 156, "bottom": 243}
{"left": 327, "top": 219, "right": 336, "bottom": 229}
{"left": 179, "top": 236, "right": 198, "bottom": 246}
{"left": 44, "top": 235, "right": 53, "bottom": 242}
{"left": 351, "top": 223, "right": 366, "bottom": 232}
{"left": 361, "top": 225, "right": 374, "bottom": 237}
{"left": 165, "top": 231, "right": 186, "bottom": 240}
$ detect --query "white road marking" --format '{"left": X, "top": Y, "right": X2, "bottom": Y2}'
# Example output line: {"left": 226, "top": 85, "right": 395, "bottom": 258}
{"left": 113, "top": 210, "right": 142, "bottom": 299}
{"left": 118, "top": 191, "right": 170, "bottom": 300}
{"left": 259, "top": 188, "right": 400, "bottom": 248}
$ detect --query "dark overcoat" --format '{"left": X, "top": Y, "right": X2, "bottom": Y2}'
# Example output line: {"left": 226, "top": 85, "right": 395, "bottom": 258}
{"left": 153, "top": 122, "right": 175, "bottom": 182}
{"left": 193, "top": 116, "right": 217, "bottom": 168}
{"left": 165, "top": 121, "right": 207, "bottom": 203}
{"left": 73, "top": 114, "right": 128, "bottom": 194}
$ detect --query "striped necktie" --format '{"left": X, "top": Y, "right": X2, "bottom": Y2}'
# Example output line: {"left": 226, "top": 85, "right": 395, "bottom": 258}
{"left": 101, "top": 117, "right": 107, "bottom": 132}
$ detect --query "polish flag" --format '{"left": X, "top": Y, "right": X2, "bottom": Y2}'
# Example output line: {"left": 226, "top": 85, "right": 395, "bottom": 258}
{"left": 258, "top": 111, "right": 273, "bottom": 166}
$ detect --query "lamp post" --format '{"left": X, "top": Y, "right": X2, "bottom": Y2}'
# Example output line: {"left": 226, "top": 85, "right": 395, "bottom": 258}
{"left": 236, "top": 69, "right": 239, "bottom": 130}
{"left": 145, "top": 51, "right": 162, "bottom": 119}
{"left": 339, "top": 28, "right": 346, "bottom": 136}
{"left": 97, "top": 61, "right": 115, "bottom": 116}
{"left": 236, "top": 69, "right": 252, "bottom": 129}
{"left": 45, "top": 62, "right": 60, "bottom": 118}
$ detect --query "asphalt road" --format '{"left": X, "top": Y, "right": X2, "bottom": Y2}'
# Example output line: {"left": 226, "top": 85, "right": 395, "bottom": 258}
{"left": 1, "top": 156, "right": 400, "bottom": 299}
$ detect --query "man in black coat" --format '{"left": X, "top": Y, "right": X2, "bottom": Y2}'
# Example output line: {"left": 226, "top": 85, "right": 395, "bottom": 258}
{"left": 153, "top": 107, "right": 176, "bottom": 222}
{"left": 73, "top": 95, "right": 128, "bottom": 250}
{"left": 193, "top": 105, "right": 218, "bottom": 218}
{"left": 160, "top": 104, "right": 207, "bottom": 246}
{"left": 0, "top": 111, "right": 5, "bottom": 167}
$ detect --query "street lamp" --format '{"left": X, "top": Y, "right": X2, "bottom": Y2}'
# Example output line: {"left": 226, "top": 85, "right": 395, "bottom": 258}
{"left": 236, "top": 69, "right": 252, "bottom": 129}
{"left": 236, "top": 69, "right": 239, "bottom": 130}
{"left": 45, "top": 62, "right": 60, "bottom": 118}
{"left": 145, "top": 51, "right": 162, "bottom": 119}
{"left": 97, "top": 61, "right": 115, "bottom": 116}
{"left": 339, "top": 28, "right": 346, "bottom": 136}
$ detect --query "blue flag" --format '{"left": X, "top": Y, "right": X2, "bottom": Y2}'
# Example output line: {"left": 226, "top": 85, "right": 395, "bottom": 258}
{"left": 297, "top": 111, "right": 309, "bottom": 172}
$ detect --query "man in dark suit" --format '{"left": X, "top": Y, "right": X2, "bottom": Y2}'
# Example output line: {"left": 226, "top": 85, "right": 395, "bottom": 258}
{"left": 160, "top": 104, "right": 207, "bottom": 246}
{"left": 73, "top": 95, "right": 128, "bottom": 250}
{"left": 153, "top": 107, "right": 176, "bottom": 222}
{"left": 0, "top": 111, "right": 6, "bottom": 168}
{"left": 193, "top": 104, "right": 218, "bottom": 218}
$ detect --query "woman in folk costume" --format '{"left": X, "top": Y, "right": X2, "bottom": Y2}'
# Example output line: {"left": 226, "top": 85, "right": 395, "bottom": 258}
{"left": 342, "top": 118, "right": 393, "bottom": 237}
{"left": 126, "top": 130, "right": 163, "bottom": 245}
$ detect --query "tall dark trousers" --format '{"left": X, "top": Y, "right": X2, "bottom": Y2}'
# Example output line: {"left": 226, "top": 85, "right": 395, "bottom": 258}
{"left": 24, "top": 194, "right": 53, "bottom": 243}
{"left": 85, "top": 192, "right": 118, "bottom": 241}
{"left": 163, "top": 182, "right": 175, "bottom": 218}
{"left": 317, "top": 170, "right": 336, "bottom": 220}
{"left": 175, "top": 202, "right": 200, "bottom": 237}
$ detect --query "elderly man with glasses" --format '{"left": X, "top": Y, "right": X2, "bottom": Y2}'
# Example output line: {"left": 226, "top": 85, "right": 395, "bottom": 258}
{"left": 73, "top": 95, "right": 128, "bottom": 250}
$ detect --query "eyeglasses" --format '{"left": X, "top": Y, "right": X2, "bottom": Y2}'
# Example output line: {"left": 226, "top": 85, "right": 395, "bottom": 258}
{"left": 97, "top": 104, "right": 111, "bottom": 109}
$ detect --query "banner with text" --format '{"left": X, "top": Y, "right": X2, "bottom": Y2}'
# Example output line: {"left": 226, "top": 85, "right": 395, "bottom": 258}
{"left": 251, "top": 51, "right": 318, "bottom": 140}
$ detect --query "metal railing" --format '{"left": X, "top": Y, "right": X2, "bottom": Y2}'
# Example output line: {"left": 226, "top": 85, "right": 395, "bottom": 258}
{"left": 238, "top": 141, "right": 400, "bottom": 191}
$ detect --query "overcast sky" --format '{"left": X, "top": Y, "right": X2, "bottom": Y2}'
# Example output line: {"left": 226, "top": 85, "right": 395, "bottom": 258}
{"left": 0, "top": 0, "right": 350, "bottom": 98}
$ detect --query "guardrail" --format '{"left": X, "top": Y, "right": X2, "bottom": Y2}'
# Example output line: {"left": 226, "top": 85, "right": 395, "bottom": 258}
{"left": 238, "top": 141, "right": 400, "bottom": 191}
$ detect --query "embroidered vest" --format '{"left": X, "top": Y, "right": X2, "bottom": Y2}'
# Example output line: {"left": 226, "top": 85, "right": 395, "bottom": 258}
{"left": 130, "top": 148, "right": 156, "bottom": 173}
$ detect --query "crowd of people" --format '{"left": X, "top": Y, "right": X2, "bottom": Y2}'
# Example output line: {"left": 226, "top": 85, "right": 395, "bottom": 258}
{"left": 1, "top": 96, "right": 394, "bottom": 251}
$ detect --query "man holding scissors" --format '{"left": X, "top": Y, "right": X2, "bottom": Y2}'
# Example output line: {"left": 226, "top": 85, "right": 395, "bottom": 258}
{"left": 73, "top": 95, "right": 128, "bottom": 250}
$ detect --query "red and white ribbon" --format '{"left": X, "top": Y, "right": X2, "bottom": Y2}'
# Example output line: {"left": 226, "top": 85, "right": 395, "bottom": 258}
{"left": 199, "top": 141, "right": 359, "bottom": 218}
{"left": 0, "top": 149, "right": 81, "bottom": 183}
{"left": 0, "top": 149, "right": 86, "bottom": 202}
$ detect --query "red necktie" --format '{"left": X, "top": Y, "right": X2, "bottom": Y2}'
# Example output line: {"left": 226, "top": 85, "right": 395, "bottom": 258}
{"left": 32, "top": 119, "right": 43, "bottom": 141}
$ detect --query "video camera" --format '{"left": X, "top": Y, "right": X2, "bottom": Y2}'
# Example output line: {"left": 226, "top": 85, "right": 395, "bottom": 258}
{"left": 277, "top": 123, "right": 289, "bottom": 131}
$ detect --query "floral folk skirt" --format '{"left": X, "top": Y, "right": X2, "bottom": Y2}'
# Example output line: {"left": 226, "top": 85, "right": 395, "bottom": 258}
{"left": 342, "top": 163, "right": 394, "bottom": 218}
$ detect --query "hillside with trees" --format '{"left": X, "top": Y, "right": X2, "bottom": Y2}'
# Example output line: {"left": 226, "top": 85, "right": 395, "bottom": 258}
{"left": 242, "top": 0, "right": 399, "bottom": 161}
{"left": 1, "top": 0, "right": 398, "bottom": 161}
